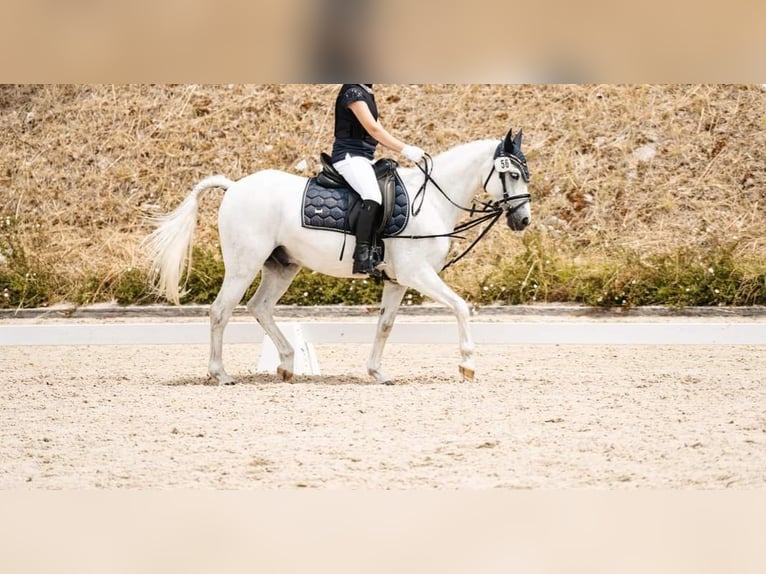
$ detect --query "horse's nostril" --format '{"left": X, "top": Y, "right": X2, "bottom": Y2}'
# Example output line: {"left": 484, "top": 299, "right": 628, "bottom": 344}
{"left": 521, "top": 217, "right": 530, "bottom": 227}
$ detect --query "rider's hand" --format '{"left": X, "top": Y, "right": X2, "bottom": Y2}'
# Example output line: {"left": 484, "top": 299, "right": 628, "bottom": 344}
{"left": 402, "top": 145, "right": 425, "bottom": 163}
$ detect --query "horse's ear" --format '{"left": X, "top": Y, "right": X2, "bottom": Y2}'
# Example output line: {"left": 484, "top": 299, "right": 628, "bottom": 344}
{"left": 513, "top": 129, "right": 523, "bottom": 150}
{"left": 503, "top": 128, "right": 514, "bottom": 153}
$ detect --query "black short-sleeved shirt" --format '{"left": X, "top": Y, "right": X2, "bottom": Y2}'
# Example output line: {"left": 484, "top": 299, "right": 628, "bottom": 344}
{"left": 330, "top": 84, "right": 378, "bottom": 162}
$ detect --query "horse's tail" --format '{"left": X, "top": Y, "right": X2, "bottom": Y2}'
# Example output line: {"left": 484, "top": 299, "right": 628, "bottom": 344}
{"left": 143, "top": 175, "right": 234, "bottom": 304}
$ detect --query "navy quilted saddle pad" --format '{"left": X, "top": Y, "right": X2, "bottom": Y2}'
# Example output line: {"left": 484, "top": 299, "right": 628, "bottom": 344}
{"left": 301, "top": 175, "right": 410, "bottom": 237}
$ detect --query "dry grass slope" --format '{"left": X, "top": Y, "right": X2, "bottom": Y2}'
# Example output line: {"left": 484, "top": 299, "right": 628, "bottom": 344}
{"left": 1, "top": 84, "right": 764, "bottom": 308}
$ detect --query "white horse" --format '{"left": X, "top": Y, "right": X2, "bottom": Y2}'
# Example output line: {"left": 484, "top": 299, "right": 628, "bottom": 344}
{"left": 145, "top": 127, "right": 531, "bottom": 385}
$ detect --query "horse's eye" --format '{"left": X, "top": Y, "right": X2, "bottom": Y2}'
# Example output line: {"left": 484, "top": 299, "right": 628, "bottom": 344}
{"left": 510, "top": 172, "right": 520, "bottom": 180}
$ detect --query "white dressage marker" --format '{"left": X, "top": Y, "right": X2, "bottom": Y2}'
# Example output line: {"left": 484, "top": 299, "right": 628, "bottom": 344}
{"left": 256, "top": 323, "right": 320, "bottom": 376}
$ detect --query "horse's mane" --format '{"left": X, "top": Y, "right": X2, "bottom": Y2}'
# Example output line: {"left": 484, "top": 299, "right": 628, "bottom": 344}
{"left": 395, "top": 139, "right": 498, "bottom": 179}
{"left": 432, "top": 139, "right": 498, "bottom": 164}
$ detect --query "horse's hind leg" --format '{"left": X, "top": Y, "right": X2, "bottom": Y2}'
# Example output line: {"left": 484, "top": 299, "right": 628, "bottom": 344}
{"left": 209, "top": 262, "right": 264, "bottom": 385}
{"left": 246, "top": 259, "right": 301, "bottom": 381}
{"left": 367, "top": 281, "right": 407, "bottom": 385}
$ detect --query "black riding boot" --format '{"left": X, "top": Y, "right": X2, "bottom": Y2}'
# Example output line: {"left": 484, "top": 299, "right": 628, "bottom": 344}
{"left": 353, "top": 199, "right": 381, "bottom": 275}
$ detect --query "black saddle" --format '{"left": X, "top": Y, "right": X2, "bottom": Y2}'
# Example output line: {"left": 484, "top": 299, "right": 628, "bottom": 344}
{"left": 316, "top": 153, "right": 400, "bottom": 234}
{"left": 302, "top": 154, "right": 410, "bottom": 238}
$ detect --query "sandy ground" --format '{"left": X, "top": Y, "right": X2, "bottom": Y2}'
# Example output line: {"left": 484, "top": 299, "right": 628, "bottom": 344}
{"left": 1, "top": 312, "right": 765, "bottom": 489}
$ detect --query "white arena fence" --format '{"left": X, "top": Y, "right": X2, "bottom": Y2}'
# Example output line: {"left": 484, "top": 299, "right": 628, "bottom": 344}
{"left": 2, "top": 320, "right": 766, "bottom": 347}
{"left": 2, "top": 319, "right": 766, "bottom": 376}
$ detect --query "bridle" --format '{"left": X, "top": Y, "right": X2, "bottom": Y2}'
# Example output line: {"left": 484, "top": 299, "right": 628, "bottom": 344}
{"left": 483, "top": 141, "right": 532, "bottom": 217}
{"left": 395, "top": 143, "right": 532, "bottom": 270}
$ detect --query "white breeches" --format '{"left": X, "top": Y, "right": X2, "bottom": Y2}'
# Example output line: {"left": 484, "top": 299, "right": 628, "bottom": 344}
{"left": 332, "top": 154, "right": 381, "bottom": 204}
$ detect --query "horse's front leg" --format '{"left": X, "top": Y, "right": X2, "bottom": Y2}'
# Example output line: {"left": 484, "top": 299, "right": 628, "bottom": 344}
{"left": 399, "top": 267, "right": 476, "bottom": 382}
{"left": 367, "top": 281, "right": 408, "bottom": 385}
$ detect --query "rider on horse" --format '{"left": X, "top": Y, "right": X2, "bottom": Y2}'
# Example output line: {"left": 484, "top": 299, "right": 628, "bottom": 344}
{"left": 331, "top": 84, "right": 424, "bottom": 274}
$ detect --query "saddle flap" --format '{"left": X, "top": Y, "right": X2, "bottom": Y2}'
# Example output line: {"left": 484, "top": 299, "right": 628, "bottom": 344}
{"left": 375, "top": 160, "right": 397, "bottom": 235}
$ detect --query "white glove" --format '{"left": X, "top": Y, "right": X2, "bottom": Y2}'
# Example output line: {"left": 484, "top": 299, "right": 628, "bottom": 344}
{"left": 402, "top": 144, "right": 425, "bottom": 163}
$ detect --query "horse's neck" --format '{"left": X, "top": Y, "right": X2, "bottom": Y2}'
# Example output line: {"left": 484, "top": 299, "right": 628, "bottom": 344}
{"left": 401, "top": 139, "right": 497, "bottom": 226}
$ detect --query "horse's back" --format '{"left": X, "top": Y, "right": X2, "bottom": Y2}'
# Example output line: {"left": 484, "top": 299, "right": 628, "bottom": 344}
{"left": 219, "top": 169, "right": 305, "bottom": 218}
{"left": 237, "top": 168, "right": 305, "bottom": 187}
{"left": 229, "top": 169, "right": 306, "bottom": 197}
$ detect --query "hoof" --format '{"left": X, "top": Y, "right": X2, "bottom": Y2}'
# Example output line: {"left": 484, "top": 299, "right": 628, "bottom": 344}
{"left": 277, "top": 367, "right": 294, "bottom": 382}
{"left": 459, "top": 365, "right": 475, "bottom": 382}
{"left": 209, "top": 372, "right": 235, "bottom": 386}
{"left": 382, "top": 379, "right": 395, "bottom": 386}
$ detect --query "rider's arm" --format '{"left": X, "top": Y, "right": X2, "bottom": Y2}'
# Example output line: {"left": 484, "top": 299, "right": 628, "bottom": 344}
{"left": 347, "top": 100, "right": 407, "bottom": 153}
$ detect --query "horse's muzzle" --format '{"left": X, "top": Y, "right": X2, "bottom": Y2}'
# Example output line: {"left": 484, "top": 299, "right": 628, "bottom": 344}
{"left": 506, "top": 210, "right": 530, "bottom": 231}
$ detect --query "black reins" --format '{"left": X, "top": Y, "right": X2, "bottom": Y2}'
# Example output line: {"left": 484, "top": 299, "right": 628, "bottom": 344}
{"left": 394, "top": 152, "right": 531, "bottom": 270}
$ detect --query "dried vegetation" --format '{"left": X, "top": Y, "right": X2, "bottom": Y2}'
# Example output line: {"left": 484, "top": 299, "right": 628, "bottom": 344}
{"left": 1, "top": 84, "right": 764, "bottom": 308}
